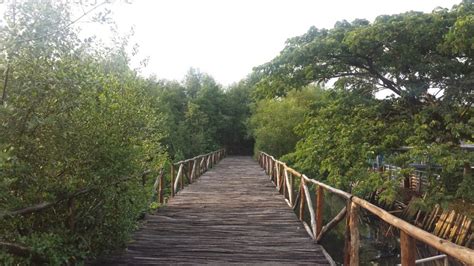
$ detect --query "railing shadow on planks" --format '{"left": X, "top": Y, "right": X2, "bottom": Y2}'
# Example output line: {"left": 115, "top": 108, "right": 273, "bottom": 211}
{"left": 153, "top": 148, "right": 226, "bottom": 204}
{"left": 258, "top": 151, "right": 474, "bottom": 266}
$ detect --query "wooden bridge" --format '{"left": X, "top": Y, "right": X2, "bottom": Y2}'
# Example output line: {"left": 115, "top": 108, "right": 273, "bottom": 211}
{"left": 95, "top": 156, "right": 333, "bottom": 265}
{"left": 95, "top": 150, "right": 474, "bottom": 265}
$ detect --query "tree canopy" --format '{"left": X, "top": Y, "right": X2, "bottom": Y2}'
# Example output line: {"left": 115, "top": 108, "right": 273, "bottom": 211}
{"left": 251, "top": 1, "right": 473, "bottom": 201}
{"left": 0, "top": 1, "right": 253, "bottom": 263}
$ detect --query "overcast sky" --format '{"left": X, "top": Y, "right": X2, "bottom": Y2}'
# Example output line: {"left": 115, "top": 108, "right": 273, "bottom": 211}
{"left": 3, "top": 0, "right": 463, "bottom": 86}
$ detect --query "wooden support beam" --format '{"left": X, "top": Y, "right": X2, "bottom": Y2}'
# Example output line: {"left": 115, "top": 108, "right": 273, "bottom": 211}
{"left": 302, "top": 181, "right": 317, "bottom": 239}
{"left": 284, "top": 169, "right": 293, "bottom": 205}
{"left": 317, "top": 206, "right": 347, "bottom": 242}
{"left": 174, "top": 164, "right": 183, "bottom": 193}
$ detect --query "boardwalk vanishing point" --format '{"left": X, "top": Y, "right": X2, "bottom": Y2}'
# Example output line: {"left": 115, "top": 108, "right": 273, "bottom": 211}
{"left": 95, "top": 156, "right": 334, "bottom": 265}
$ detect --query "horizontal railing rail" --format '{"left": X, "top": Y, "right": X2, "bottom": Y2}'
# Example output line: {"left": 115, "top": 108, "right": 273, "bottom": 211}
{"left": 258, "top": 151, "right": 474, "bottom": 265}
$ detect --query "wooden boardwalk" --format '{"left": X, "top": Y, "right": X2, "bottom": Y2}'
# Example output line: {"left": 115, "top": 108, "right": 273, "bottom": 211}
{"left": 95, "top": 156, "right": 333, "bottom": 265}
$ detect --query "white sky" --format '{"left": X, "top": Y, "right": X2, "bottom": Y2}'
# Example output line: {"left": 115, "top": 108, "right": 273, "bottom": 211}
{"left": 2, "top": 0, "right": 463, "bottom": 86}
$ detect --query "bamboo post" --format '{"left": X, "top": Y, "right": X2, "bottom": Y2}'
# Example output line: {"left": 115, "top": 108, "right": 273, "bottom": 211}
{"left": 400, "top": 230, "right": 416, "bottom": 266}
{"left": 349, "top": 201, "right": 360, "bottom": 266}
{"left": 316, "top": 185, "right": 324, "bottom": 236}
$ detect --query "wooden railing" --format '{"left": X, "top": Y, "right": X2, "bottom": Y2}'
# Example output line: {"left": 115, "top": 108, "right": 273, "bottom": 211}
{"left": 154, "top": 148, "right": 226, "bottom": 203}
{"left": 258, "top": 152, "right": 474, "bottom": 266}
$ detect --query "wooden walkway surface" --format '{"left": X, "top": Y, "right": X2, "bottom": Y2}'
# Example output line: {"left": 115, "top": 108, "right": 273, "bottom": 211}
{"left": 95, "top": 156, "right": 333, "bottom": 265}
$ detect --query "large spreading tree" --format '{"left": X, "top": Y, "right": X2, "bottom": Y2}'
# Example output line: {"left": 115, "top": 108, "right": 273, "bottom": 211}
{"left": 252, "top": 0, "right": 473, "bottom": 200}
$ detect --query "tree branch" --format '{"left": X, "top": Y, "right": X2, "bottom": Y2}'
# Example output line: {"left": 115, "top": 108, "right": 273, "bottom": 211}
{"left": 0, "top": 242, "right": 48, "bottom": 263}
{"left": 0, "top": 174, "right": 144, "bottom": 219}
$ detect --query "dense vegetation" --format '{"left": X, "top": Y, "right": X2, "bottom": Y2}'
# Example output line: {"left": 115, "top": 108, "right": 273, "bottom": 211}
{"left": 250, "top": 0, "right": 473, "bottom": 203}
{"left": 0, "top": 1, "right": 251, "bottom": 263}
{"left": 0, "top": 0, "right": 472, "bottom": 263}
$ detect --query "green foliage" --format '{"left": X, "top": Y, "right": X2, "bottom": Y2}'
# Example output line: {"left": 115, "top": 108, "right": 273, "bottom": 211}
{"left": 282, "top": 90, "right": 405, "bottom": 199}
{"left": 0, "top": 1, "right": 168, "bottom": 263}
{"left": 250, "top": 1, "right": 473, "bottom": 204}
{"left": 255, "top": 1, "right": 473, "bottom": 109}
{"left": 249, "top": 87, "right": 319, "bottom": 158}
{"left": 0, "top": 1, "right": 255, "bottom": 262}
{"left": 221, "top": 79, "right": 255, "bottom": 155}
{"left": 153, "top": 68, "right": 253, "bottom": 159}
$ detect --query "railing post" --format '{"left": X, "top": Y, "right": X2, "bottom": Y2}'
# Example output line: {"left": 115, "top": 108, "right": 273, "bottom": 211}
{"left": 266, "top": 156, "right": 269, "bottom": 174}
{"left": 349, "top": 201, "right": 360, "bottom": 266}
{"left": 400, "top": 230, "right": 416, "bottom": 266}
{"left": 275, "top": 162, "right": 280, "bottom": 189}
{"left": 290, "top": 173, "right": 294, "bottom": 204}
{"left": 158, "top": 171, "right": 164, "bottom": 203}
{"left": 299, "top": 180, "right": 305, "bottom": 221}
{"left": 171, "top": 164, "right": 175, "bottom": 197}
{"left": 188, "top": 161, "right": 192, "bottom": 184}
{"left": 316, "top": 185, "right": 324, "bottom": 236}
{"left": 344, "top": 200, "right": 351, "bottom": 266}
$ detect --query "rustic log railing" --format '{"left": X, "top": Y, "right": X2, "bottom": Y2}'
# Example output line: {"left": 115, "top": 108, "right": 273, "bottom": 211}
{"left": 258, "top": 151, "right": 474, "bottom": 266}
{"left": 154, "top": 148, "right": 226, "bottom": 203}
